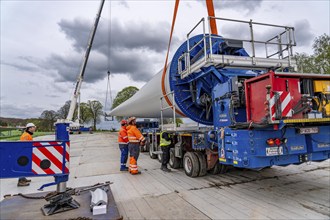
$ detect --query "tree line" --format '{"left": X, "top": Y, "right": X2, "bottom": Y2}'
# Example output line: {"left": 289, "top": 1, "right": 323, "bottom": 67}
{"left": 294, "top": 34, "right": 329, "bottom": 74}
{"left": 39, "top": 100, "right": 103, "bottom": 131}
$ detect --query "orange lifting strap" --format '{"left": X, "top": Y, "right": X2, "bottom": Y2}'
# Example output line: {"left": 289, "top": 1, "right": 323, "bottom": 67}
{"left": 161, "top": 0, "right": 185, "bottom": 116}
{"left": 206, "top": 0, "right": 218, "bottom": 35}
{"left": 161, "top": 0, "right": 218, "bottom": 115}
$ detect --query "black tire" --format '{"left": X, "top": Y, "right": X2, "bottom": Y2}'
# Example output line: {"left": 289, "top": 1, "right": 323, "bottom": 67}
{"left": 140, "top": 143, "right": 148, "bottom": 152}
{"left": 169, "top": 148, "right": 181, "bottom": 169}
{"left": 209, "top": 162, "right": 227, "bottom": 175}
{"left": 158, "top": 152, "right": 163, "bottom": 163}
{"left": 195, "top": 152, "right": 207, "bottom": 177}
{"left": 145, "top": 140, "right": 150, "bottom": 152}
{"left": 208, "top": 162, "right": 221, "bottom": 175}
{"left": 183, "top": 152, "right": 200, "bottom": 177}
{"left": 219, "top": 163, "right": 228, "bottom": 174}
{"left": 149, "top": 145, "right": 157, "bottom": 159}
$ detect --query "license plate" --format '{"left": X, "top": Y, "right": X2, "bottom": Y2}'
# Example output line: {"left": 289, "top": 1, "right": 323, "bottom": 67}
{"left": 297, "top": 127, "right": 319, "bottom": 134}
{"left": 266, "top": 147, "right": 283, "bottom": 156}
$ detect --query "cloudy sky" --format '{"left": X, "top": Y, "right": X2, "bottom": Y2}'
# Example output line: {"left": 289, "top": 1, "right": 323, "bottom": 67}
{"left": 1, "top": 0, "right": 329, "bottom": 121}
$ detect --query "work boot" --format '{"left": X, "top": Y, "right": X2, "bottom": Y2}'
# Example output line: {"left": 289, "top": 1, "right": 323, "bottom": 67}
{"left": 161, "top": 166, "right": 171, "bottom": 172}
{"left": 17, "top": 179, "right": 30, "bottom": 187}
{"left": 21, "top": 177, "right": 31, "bottom": 182}
{"left": 131, "top": 171, "right": 141, "bottom": 175}
{"left": 120, "top": 167, "right": 129, "bottom": 171}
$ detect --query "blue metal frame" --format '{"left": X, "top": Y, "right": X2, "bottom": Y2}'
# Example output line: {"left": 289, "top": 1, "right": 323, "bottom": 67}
{"left": 213, "top": 126, "right": 330, "bottom": 169}
{"left": 0, "top": 122, "right": 70, "bottom": 190}
{"left": 168, "top": 34, "right": 257, "bottom": 125}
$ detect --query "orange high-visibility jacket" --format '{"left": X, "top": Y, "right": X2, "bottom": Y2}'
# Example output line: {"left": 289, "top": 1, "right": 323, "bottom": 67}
{"left": 127, "top": 125, "right": 145, "bottom": 143}
{"left": 20, "top": 132, "right": 33, "bottom": 141}
{"left": 118, "top": 126, "right": 128, "bottom": 144}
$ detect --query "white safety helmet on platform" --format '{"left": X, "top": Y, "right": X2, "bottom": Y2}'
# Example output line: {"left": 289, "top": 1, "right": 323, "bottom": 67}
{"left": 26, "top": 123, "right": 36, "bottom": 128}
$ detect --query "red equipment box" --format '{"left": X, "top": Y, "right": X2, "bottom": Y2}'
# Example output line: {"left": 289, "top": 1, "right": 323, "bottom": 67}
{"left": 245, "top": 71, "right": 303, "bottom": 123}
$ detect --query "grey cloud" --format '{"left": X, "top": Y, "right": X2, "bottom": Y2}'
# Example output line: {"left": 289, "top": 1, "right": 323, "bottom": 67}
{"left": 45, "top": 54, "right": 81, "bottom": 82}
{"left": 50, "top": 17, "right": 176, "bottom": 83}
{"left": 7, "top": 16, "right": 179, "bottom": 84}
{"left": 218, "top": 19, "right": 314, "bottom": 56}
{"left": 220, "top": 23, "right": 249, "bottom": 39}
{"left": 58, "top": 18, "right": 90, "bottom": 53}
{"left": 44, "top": 52, "right": 109, "bottom": 83}
{"left": 46, "top": 94, "right": 61, "bottom": 98}
{"left": 1, "top": 59, "right": 40, "bottom": 72}
{"left": 109, "top": 20, "right": 176, "bottom": 53}
{"left": 1, "top": 103, "right": 44, "bottom": 118}
{"left": 58, "top": 18, "right": 176, "bottom": 53}
{"left": 198, "top": 0, "right": 263, "bottom": 14}
{"left": 107, "top": 48, "right": 161, "bottom": 81}
{"left": 117, "top": 0, "right": 129, "bottom": 8}
{"left": 293, "top": 20, "right": 314, "bottom": 47}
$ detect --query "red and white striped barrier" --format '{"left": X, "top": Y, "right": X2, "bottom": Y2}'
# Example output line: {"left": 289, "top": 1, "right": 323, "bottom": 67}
{"left": 269, "top": 91, "right": 293, "bottom": 121}
{"left": 32, "top": 142, "right": 70, "bottom": 175}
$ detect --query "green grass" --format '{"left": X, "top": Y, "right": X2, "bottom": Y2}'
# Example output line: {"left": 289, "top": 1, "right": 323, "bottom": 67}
{"left": 0, "top": 131, "right": 54, "bottom": 141}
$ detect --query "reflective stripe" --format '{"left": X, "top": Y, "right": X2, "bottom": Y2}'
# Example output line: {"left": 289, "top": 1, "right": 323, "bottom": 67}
{"left": 129, "top": 140, "right": 140, "bottom": 143}
{"left": 118, "top": 142, "right": 128, "bottom": 144}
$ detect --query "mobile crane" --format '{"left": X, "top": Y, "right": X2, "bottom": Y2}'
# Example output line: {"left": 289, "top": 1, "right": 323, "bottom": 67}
{"left": 0, "top": 1, "right": 120, "bottom": 218}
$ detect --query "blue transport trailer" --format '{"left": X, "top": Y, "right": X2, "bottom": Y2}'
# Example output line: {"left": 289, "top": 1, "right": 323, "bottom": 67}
{"left": 141, "top": 17, "right": 330, "bottom": 177}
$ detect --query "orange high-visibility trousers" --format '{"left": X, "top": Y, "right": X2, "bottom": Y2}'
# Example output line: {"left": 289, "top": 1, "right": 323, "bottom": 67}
{"left": 129, "top": 156, "right": 138, "bottom": 174}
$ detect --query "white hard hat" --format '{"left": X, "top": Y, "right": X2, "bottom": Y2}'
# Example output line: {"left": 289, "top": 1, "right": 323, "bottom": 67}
{"left": 26, "top": 123, "right": 36, "bottom": 128}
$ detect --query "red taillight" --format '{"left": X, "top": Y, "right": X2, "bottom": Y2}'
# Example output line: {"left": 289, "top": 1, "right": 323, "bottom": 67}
{"left": 274, "top": 138, "right": 282, "bottom": 146}
{"left": 266, "top": 138, "right": 275, "bottom": 146}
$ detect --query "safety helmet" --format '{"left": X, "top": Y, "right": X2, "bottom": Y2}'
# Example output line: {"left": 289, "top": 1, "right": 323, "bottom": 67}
{"left": 127, "top": 117, "right": 136, "bottom": 124}
{"left": 26, "top": 123, "right": 36, "bottom": 128}
{"left": 120, "top": 119, "right": 127, "bottom": 125}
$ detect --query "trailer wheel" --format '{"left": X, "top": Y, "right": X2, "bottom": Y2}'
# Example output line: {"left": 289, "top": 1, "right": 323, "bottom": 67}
{"left": 140, "top": 142, "right": 148, "bottom": 152}
{"left": 141, "top": 137, "right": 150, "bottom": 152}
{"left": 169, "top": 148, "right": 181, "bottom": 169}
{"left": 219, "top": 163, "right": 228, "bottom": 174}
{"left": 183, "top": 152, "right": 200, "bottom": 177}
{"left": 208, "top": 162, "right": 220, "bottom": 175}
{"left": 196, "top": 152, "right": 207, "bottom": 177}
{"left": 145, "top": 140, "right": 150, "bottom": 152}
{"left": 209, "top": 162, "right": 227, "bottom": 175}
{"left": 158, "top": 152, "right": 163, "bottom": 163}
{"left": 149, "top": 146, "right": 157, "bottom": 159}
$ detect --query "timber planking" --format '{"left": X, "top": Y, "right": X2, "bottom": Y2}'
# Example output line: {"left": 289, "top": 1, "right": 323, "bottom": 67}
{"left": 0, "top": 132, "right": 329, "bottom": 219}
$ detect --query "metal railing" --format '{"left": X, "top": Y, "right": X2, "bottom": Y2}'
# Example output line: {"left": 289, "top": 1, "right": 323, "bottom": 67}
{"left": 160, "top": 91, "right": 177, "bottom": 131}
{"left": 178, "top": 16, "right": 297, "bottom": 78}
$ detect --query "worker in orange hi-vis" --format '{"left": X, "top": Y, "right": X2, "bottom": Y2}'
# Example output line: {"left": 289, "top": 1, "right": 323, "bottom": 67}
{"left": 18, "top": 122, "right": 36, "bottom": 186}
{"left": 127, "top": 117, "right": 145, "bottom": 175}
{"left": 118, "top": 119, "right": 129, "bottom": 171}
